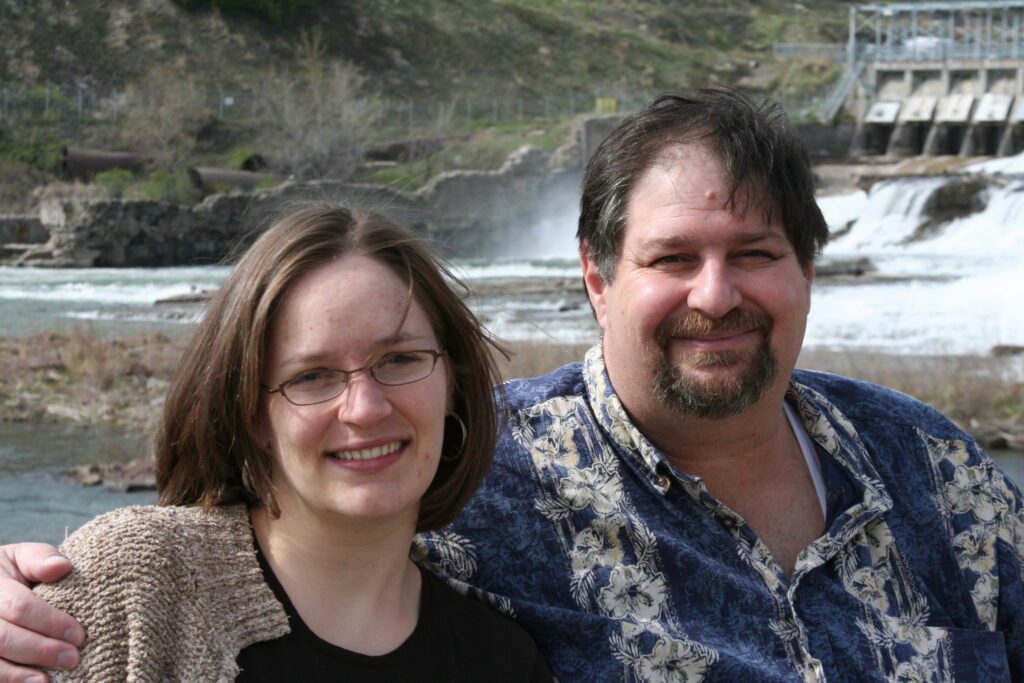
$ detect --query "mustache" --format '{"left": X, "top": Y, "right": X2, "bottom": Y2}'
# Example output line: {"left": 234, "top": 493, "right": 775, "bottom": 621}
{"left": 656, "top": 308, "right": 773, "bottom": 344}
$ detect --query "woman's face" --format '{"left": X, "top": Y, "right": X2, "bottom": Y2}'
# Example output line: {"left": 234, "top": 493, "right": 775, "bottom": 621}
{"left": 260, "top": 254, "right": 450, "bottom": 528}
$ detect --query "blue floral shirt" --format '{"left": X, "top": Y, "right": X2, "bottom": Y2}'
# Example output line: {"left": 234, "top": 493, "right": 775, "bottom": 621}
{"left": 416, "top": 346, "right": 1023, "bottom": 682}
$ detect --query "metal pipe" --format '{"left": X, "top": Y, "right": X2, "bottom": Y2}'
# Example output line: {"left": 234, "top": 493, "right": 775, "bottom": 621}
{"left": 849, "top": 6, "right": 857, "bottom": 69}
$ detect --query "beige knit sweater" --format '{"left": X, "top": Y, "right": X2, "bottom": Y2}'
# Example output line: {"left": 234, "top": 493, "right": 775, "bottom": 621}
{"left": 36, "top": 505, "right": 290, "bottom": 682}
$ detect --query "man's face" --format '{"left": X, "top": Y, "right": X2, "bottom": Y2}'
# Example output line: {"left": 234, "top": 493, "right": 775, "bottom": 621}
{"left": 581, "top": 144, "right": 813, "bottom": 428}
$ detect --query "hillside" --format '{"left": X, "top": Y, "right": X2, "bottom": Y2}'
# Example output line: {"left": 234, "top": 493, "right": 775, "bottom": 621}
{"left": 1, "top": 0, "right": 848, "bottom": 100}
{"left": 0, "top": 0, "right": 851, "bottom": 212}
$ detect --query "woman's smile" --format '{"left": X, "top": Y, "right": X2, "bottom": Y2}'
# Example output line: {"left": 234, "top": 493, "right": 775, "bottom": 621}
{"left": 327, "top": 439, "right": 405, "bottom": 462}
{"left": 326, "top": 440, "right": 408, "bottom": 474}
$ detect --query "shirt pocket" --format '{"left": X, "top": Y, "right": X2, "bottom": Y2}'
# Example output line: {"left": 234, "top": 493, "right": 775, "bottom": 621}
{"left": 945, "top": 627, "right": 1010, "bottom": 682}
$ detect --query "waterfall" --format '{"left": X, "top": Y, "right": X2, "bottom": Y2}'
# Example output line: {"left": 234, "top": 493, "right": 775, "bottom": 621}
{"left": 812, "top": 173, "right": 1024, "bottom": 355}
{"left": 824, "top": 175, "right": 1024, "bottom": 259}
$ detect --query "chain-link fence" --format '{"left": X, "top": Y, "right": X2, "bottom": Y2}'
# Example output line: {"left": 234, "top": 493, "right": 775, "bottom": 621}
{"left": 0, "top": 82, "right": 655, "bottom": 130}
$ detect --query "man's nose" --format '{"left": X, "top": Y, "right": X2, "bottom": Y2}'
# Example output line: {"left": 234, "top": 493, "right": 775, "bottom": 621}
{"left": 335, "top": 373, "right": 393, "bottom": 425}
{"left": 686, "top": 260, "right": 741, "bottom": 318}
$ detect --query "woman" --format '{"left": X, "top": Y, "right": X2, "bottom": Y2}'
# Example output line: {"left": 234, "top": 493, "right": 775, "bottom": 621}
{"left": 35, "top": 204, "right": 551, "bottom": 681}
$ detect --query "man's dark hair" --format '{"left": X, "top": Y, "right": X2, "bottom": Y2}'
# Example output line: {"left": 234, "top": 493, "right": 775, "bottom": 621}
{"left": 577, "top": 89, "right": 829, "bottom": 280}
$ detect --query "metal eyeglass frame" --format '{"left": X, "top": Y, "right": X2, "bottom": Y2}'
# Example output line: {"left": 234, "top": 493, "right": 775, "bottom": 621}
{"left": 262, "top": 349, "right": 446, "bottom": 406}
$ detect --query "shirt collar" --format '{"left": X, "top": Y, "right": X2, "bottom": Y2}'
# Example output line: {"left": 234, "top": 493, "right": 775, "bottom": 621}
{"left": 582, "top": 343, "right": 893, "bottom": 521}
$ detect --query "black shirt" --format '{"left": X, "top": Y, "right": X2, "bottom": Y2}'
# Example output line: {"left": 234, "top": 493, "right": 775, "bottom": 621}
{"left": 235, "top": 544, "right": 552, "bottom": 682}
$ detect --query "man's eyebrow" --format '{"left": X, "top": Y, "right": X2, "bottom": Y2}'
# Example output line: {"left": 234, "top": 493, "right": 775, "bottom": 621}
{"left": 637, "top": 230, "right": 785, "bottom": 253}
{"left": 636, "top": 235, "right": 699, "bottom": 253}
{"left": 734, "top": 230, "right": 788, "bottom": 245}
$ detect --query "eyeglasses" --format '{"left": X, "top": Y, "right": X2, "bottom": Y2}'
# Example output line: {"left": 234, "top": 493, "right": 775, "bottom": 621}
{"left": 263, "top": 349, "right": 445, "bottom": 406}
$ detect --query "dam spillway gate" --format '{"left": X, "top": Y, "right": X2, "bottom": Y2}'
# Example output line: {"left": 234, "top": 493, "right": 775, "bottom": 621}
{"left": 845, "top": 1, "right": 1024, "bottom": 157}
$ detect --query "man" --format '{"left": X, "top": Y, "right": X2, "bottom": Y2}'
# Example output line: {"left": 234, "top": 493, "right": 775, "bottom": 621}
{"left": 1, "top": 90, "right": 1021, "bottom": 682}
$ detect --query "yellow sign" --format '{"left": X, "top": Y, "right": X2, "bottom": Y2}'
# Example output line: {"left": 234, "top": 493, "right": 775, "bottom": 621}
{"left": 595, "top": 98, "right": 618, "bottom": 114}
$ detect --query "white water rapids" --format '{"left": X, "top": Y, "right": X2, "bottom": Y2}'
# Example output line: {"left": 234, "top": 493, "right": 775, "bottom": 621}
{"left": 0, "top": 167, "right": 1021, "bottom": 355}
{"left": 813, "top": 174, "right": 1024, "bottom": 355}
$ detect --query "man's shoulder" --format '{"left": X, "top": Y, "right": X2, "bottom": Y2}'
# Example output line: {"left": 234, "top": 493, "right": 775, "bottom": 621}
{"left": 501, "top": 361, "right": 587, "bottom": 412}
{"left": 792, "top": 368, "right": 966, "bottom": 437}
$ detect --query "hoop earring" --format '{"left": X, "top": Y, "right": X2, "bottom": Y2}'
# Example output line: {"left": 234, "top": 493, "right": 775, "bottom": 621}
{"left": 442, "top": 414, "right": 468, "bottom": 461}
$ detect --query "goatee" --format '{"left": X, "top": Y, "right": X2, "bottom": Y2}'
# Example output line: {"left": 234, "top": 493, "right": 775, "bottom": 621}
{"left": 653, "top": 309, "right": 777, "bottom": 419}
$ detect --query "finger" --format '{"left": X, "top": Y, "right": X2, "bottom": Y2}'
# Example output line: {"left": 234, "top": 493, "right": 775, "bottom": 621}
{"left": 0, "top": 546, "right": 70, "bottom": 585}
{"left": 0, "top": 581, "right": 84, "bottom": 647}
{"left": 0, "top": 619, "right": 78, "bottom": 672}
{"left": 0, "top": 659, "right": 49, "bottom": 683}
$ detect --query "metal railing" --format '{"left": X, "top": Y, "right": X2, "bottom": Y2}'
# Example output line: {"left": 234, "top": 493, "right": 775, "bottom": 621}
{"left": 818, "top": 60, "right": 866, "bottom": 122}
{"left": 857, "top": 41, "right": 1024, "bottom": 62}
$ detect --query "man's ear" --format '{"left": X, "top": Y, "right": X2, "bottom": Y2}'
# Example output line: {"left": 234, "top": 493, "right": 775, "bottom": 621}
{"left": 804, "top": 261, "right": 815, "bottom": 293}
{"left": 580, "top": 243, "right": 610, "bottom": 331}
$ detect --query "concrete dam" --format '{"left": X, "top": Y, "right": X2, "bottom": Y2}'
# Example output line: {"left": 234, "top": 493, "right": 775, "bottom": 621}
{"left": 827, "top": 1, "right": 1024, "bottom": 157}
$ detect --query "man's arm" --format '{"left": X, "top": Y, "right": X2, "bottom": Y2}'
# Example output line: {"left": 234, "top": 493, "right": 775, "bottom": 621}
{"left": 0, "top": 544, "right": 83, "bottom": 683}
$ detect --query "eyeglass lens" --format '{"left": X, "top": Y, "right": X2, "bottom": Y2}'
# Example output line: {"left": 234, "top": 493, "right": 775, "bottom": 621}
{"left": 282, "top": 350, "right": 439, "bottom": 406}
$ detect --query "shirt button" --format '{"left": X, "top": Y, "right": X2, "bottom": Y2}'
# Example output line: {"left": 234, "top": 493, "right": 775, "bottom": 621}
{"left": 722, "top": 517, "right": 736, "bottom": 529}
{"left": 654, "top": 474, "right": 670, "bottom": 490}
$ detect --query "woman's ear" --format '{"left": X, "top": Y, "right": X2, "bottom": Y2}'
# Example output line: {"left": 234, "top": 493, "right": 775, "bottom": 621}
{"left": 252, "top": 401, "right": 274, "bottom": 454}
{"left": 443, "top": 353, "right": 456, "bottom": 416}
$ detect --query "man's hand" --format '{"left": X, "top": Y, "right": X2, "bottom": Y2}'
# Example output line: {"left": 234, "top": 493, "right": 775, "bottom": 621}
{"left": 0, "top": 544, "right": 83, "bottom": 683}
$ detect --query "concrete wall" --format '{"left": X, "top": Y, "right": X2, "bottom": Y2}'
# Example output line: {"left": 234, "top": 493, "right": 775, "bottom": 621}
{"left": 857, "top": 60, "right": 1024, "bottom": 157}
{"left": 24, "top": 144, "right": 577, "bottom": 267}
{"left": 0, "top": 216, "right": 47, "bottom": 244}
{"left": 796, "top": 123, "right": 857, "bottom": 159}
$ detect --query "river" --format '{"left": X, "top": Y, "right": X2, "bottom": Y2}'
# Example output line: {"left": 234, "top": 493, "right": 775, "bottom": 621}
{"left": 1, "top": 175, "right": 1022, "bottom": 544}
{"left": 0, "top": 422, "right": 155, "bottom": 544}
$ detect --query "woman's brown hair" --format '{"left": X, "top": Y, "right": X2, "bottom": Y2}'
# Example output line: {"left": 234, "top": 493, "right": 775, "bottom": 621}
{"left": 156, "top": 203, "right": 504, "bottom": 532}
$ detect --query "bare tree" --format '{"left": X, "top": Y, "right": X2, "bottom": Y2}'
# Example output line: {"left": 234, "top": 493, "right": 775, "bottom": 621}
{"left": 262, "top": 28, "right": 379, "bottom": 180}
{"left": 119, "top": 64, "right": 208, "bottom": 166}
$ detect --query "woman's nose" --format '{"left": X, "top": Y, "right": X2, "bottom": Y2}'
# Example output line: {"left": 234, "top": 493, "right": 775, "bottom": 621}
{"left": 335, "top": 373, "right": 393, "bottom": 425}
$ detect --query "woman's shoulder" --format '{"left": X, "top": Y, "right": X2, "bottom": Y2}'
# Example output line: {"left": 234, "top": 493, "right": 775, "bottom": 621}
{"left": 37, "top": 504, "right": 255, "bottom": 609}
{"left": 36, "top": 504, "right": 286, "bottom": 682}
{"left": 57, "top": 504, "right": 251, "bottom": 567}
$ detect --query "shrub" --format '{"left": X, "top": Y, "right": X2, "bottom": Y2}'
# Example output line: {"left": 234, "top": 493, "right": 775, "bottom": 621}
{"left": 259, "top": 27, "right": 379, "bottom": 181}
{"left": 93, "top": 168, "right": 136, "bottom": 199}
{"left": 124, "top": 169, "right": 201, "bottom": 205}
{"left": 120, "top": 65, "right": 209, "bottom": 167}
{"left": 0, "top": 127, "right": 65, "bottom": 173}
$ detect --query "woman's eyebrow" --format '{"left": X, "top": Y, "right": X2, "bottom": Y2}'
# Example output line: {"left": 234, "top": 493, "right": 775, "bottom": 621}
{"left": 277, "top": 332, "right": 430, "bottom": 368}
{"left": 376, "top": 331, "right": 427, "bottom": 346}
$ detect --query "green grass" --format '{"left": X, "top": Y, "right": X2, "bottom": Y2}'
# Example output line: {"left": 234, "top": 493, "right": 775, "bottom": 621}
{"left": 93, "top": 168, "right": 136, "bottom": 198}
{"left": 122, "top": 169, "right": 201, "bottom": 205}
